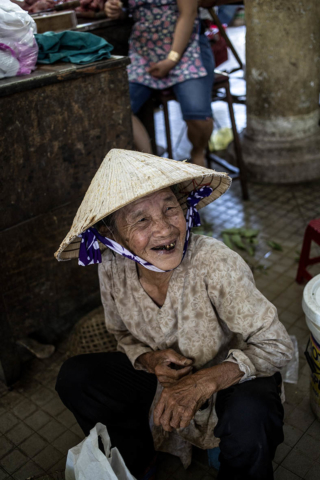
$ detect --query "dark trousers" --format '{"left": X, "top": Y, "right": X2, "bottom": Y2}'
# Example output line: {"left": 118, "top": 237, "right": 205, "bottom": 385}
{"left": 56, "top": 352, "right": 284, "bottom": 480}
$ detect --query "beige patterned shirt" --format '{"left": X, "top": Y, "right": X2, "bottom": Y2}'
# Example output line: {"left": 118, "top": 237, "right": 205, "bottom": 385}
{"left": 98, "top": 234, "right": 293, "bottom": 466}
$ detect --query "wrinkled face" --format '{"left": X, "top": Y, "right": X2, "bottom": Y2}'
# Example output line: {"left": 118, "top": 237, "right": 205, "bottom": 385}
{"left": 114, "top": 188, "right": 186, "bottom": 271}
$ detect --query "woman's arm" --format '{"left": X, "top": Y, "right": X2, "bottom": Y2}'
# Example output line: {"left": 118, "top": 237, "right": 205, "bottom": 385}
{"left": 171, "top": 0, "right": 198, "bottom": 58}
{"left": 154, "top": 244, "right": 293, "bottom": 432}
{"left": 148, "top": 0, "right": 198, "bottom": 78}
{"left": 208, "top": 248, "right": 293, "bottom": 379}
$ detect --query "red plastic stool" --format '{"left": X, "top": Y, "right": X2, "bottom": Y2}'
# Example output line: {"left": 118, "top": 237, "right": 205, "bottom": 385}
{"left": 296, "top": 219, "right": 320, "bottom": 283}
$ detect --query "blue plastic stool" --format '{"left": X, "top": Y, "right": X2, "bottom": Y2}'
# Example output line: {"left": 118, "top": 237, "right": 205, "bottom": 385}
{"left": 207, "top": 447, "right": 221, "bottom": 471}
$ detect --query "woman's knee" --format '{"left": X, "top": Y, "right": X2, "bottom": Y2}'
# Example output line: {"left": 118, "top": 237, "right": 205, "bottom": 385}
{"left": 186, "top": 118, "right": 213, "bottom": 144}
{"left": 55, "top": 355, "right": 91, "bottom": 401}
{"left": 215, "top": 376, "right": 284, "bottom": 439}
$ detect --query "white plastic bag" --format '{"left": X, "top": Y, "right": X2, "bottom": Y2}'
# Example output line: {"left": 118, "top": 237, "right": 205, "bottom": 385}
{"left": 0, "top": 0, "right": 38, "bottom": 79}
{"left": 65, "top": 423, "right": 137, "bottom": 480}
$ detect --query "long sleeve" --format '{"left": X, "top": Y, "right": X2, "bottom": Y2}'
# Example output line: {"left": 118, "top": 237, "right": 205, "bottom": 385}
{"left": 98, "top": 260, "right": 153, "bottom": 369}
{"left": 207, "top": 247, "right": 293, "bottom": 380}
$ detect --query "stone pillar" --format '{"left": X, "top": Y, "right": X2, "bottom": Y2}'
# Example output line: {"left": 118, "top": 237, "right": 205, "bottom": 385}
{"left": 242, "top": 0, "right": 320, "bottom": 183}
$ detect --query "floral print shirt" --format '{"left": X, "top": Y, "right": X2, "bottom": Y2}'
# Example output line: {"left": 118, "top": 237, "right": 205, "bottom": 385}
{"left": 98, "top": 234, "right": 293, "bottom": 466}
{"left": 127, "top": 0, "right": 208, "bottom": 89}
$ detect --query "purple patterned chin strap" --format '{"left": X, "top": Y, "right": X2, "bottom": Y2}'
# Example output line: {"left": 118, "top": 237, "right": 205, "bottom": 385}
{"left": 78, "top": 186, "right": 213, "bottom": 272}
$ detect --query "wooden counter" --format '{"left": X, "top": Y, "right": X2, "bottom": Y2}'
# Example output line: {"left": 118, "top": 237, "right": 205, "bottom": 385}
{"left": 0, "top": 56, "right": 133, "bottom": 384}
{"left": 73, "top": 18, "right": 133, "bottom": 56}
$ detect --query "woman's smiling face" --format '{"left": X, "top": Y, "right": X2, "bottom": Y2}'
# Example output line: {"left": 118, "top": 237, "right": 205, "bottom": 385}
{"left": 112, "top": 188, "right": 186, "bottom": 271}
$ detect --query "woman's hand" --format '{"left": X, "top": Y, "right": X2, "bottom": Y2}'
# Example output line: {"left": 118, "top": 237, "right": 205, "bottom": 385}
{"left": 104, "top": 0, "right": 123, "bottom": 19}
{"left": 148, "top": 59, "right": 177, "bottom": 79}
{"left": 153, "top": 362, "right": 243, "bottom": 432}
{"left": 138, "top": 349, "right": 193, "bottom": 387}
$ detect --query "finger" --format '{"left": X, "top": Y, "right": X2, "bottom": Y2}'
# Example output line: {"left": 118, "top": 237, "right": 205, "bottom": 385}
{"left": 179, "top": 408, "right": 194, "bottom": 430}
{"left": 153, "top": 397, "right": 166, "bottom": 427}
{"left": 179, "top": 416, "right": 193, "bottom": 429}
{"left": 157, "top": 375, "right": 176, "bottom": 384}
{"left": 157, "top": 375, "right": 181, "bottom": 388}
{"left": 175, "top": 366, "right": 193, "bottom": 379}
{"left": 107, "top": 5, "right": 120, "bottom": 11}
{"left": 159, "top": 404, "right": 174, "bottom": 432}
{"left": 156, "top": 365, "right": 179, "bottom": 380}
{"left": 158, "top": 365, "right": 192, "bottom": 380}
{"left": 169, "top": 405, "right": 185, "bottom": 429}
{"left": 160, "top": 381, "right": 176, "bottom": 388}
{"left": 148, "top": 66, "right": 157, "bottom": 74}
{"left": 105, "top": 7, "right": 116, "bottom": 15}
{"left": 167, "top": 350, "right": 193, "bottom": 367}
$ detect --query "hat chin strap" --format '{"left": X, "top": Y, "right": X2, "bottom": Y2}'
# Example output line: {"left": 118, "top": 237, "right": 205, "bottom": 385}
{"left": 78, "top": 186, "right": 213, "bottom": 271}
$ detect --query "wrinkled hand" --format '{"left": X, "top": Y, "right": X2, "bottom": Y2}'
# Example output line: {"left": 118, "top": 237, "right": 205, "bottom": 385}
{"left": 148, "top": 59, "right": 176, "bottom": 79}
{"left": 153, "top": 369, "right": 214, "bottom": 432}
{"left": 138, "top": 349, "right": 193, "bottom": 388}
{"left": 153, "top": 362, "right": 243, "bottom": 432}
{"left": 104, "top": 0, "right": 123, "bottom": 19}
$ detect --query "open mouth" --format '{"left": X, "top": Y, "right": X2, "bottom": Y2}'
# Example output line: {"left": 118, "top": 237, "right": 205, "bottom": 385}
{"left": 151, "top": 241, "right": 176, "bottom": 252}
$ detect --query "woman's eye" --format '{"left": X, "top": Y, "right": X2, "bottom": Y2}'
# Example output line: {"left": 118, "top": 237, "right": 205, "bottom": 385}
{"left": 138, "top": 218, "right": 146, "bottom": 223}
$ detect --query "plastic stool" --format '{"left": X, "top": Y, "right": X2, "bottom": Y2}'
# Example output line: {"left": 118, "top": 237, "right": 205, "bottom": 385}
{"left": 207, "top": 446, "right": 221, "bottom": 470}
{"left": 296, "top": 219, "right": 320, "bottom": 283}
{"left": 155, "top": 71, "right": 249, "bottom": 201}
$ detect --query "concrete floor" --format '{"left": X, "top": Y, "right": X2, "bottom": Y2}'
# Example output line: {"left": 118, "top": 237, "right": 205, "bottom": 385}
{"left": 1, "top": 26, "right": 320, "bottom": 480}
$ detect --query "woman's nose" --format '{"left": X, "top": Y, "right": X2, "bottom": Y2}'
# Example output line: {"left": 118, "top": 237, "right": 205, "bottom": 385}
{"left": 152, "top": 216, "right": 172, "bottom": 235}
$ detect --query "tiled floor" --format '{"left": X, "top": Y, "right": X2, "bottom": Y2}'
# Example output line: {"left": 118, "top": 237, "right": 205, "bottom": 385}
{"left": 1, "top": 25, "right": 320, "bottom": 480}
{"left": 1, "top": 178, "right": 320, "bottom": 480}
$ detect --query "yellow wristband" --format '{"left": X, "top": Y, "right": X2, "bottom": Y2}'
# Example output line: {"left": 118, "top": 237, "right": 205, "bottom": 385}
{"left": 167, "top": 51, "right": 180, "bottom": 63}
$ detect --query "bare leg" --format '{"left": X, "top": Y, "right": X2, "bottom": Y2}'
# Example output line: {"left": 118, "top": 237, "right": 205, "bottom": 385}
{"left": 186, "top": 118, "right": 213, "bottom": 167}
{"left": 132, "top": 114, "right": 152, "bottom": 154}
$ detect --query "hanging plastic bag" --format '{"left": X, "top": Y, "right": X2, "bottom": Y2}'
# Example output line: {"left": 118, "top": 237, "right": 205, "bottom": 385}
{"left": 0, "top": 0, "right": 38, "bottom": 79}
{"left": 282, "top": 335, "right": 299, "bottom": 384}
{"left": 65, "top": 423, "right": 137, "bottom": 480}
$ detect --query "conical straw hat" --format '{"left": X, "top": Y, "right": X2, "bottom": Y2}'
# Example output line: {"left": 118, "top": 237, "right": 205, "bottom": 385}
{"left": 55, "top": 149, "right": 232, "bottom": 261}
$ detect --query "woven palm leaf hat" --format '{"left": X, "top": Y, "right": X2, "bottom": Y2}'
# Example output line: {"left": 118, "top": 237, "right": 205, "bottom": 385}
{"left": 55, "top": 149, "right": 232, "bottom": 261}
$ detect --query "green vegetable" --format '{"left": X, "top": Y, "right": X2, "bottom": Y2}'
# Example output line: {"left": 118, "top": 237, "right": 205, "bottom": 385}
{"left": 222, "top": 233, "right": 234, "bottom": 250}
{"left": 221, "top": 228, "right": 243, "bottom": 235}
{"left": 241, "top": 229, "right": 259, "bottom": 238}
{"left": 231, "top": 234, "right": 246, "bottom": 250}
{"left": 250, "top": 238, "right": 259, "bottom": 245}
{"left": 222, "top": 227, "right": 259, "bottom": 237}
{"left": 267, "top": 241, "right": 283, "bottom": 251}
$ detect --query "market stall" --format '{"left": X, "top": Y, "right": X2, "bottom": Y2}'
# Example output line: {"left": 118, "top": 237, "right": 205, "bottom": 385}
{"left": 0, "top": 56, "right": 133, "bottom": 384}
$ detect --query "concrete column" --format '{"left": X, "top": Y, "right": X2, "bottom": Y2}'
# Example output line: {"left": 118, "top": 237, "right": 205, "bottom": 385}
{"left": 242, "top": 0, "right": 320, "bottom": 183}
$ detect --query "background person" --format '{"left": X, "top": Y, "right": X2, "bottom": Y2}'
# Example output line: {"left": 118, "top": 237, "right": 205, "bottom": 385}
{"left": 105, "top": 0, "right": 215, "bottom": 167}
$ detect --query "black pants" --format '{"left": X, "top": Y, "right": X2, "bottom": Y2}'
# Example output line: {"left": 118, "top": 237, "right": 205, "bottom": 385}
{"left": 56, "top": 352, "right": 284, "bottom": 480}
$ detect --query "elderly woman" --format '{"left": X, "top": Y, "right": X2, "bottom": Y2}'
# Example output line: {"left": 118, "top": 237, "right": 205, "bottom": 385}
{"left": 55, "top": 149, "right": 293, "bottom": 480}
